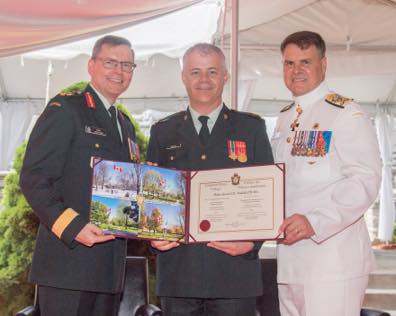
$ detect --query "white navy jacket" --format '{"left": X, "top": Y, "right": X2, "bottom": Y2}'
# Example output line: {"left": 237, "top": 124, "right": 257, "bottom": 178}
{"left": 272, "top": 82, "right": 382, "bottom": 284}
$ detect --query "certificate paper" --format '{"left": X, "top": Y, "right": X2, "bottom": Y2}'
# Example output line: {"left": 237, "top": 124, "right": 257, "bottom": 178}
{"left": 89, "top": 158, "right": 284, "bottom": 242}
{"left": 188, "top": 165, "right": 284, "bottom": 242}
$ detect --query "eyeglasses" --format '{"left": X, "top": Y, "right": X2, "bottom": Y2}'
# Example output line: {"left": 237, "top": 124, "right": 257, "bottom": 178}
{"left": 95, "top": 57, "right": 137, "bottom": 73}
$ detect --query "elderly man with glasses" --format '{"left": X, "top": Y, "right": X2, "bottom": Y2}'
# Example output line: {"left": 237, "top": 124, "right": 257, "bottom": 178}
{"left": 20, "top": 35, "right": 138, "bottom": 316}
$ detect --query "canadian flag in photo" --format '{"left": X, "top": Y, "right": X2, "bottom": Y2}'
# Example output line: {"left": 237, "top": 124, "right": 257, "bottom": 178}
{"left": 113, "top": 164, "right": 123, "bottom": 172}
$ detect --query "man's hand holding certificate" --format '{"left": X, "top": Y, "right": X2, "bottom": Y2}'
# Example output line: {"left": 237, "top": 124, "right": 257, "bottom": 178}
{"left": 90, "top": 158, "right": 284, "bottom": 243}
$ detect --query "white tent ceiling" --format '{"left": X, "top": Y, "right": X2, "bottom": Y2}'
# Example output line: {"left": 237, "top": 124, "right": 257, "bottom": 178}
{"left": 220, "top": 0, "right": 396, "bottom": 111}
{"left": 1, "top": 0, "right": 396, "bottom": 169}
{"left": 0, "top": 0, "right": 204, "bottom": 57}
{"left": 1, "top": 0, "right": 396, "bottom": 108}
{"left": 0, "top": 0, "right": 221, "bottom": 102}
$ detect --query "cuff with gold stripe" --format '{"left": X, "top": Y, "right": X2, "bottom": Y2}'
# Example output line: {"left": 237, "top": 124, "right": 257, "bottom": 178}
{"left": 51, "top": 208, "right": 79, "bottom": 239}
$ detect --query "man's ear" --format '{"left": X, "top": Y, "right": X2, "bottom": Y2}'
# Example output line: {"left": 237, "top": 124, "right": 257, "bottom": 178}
{"left": 224, "top": 70, "right": 229, "bottom": 83}
{"left": 88, "top": 58, "right": 94, "bottom": 77}
{"left": 321, "top": 56, "right": 327, "bottom": 74}
{"left": 181, "top": 70, "right": 187, "bottom": 86}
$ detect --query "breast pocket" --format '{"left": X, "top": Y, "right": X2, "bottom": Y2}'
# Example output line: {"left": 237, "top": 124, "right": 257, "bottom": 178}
{"left": 74, "top": 134, "right": 112, "bottom": 157}
{"left": 162, "top": 146, "right": 187, "bottom": 168}
{"left": 298, "top": 155, "right": 331, "bottom": 184}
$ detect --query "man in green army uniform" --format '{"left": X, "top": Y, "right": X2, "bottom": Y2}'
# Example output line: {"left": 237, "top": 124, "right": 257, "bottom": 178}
{"left": 147, "top": 43, "right": 274, "bottom": 315}
{"left": 20, "top": 35, "right": 138, "bottom": 316}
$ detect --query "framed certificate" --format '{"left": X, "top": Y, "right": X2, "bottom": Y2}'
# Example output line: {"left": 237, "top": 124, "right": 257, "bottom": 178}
{"left": 90, "top": 157, "right": 284, "bottom": 242}
{"left": 187, "top": 164, "right": 284, "bottom": 242}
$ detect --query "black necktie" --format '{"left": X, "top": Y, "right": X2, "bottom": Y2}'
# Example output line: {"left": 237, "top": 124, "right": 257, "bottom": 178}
{"left": 198, "top": 115, "right": 210, "bottom": 146}
{"left": 108, "top": 105, "right": 118, "bottom": 129}
{"left": 109, "top": 105, "right": 123, "bottom": 142}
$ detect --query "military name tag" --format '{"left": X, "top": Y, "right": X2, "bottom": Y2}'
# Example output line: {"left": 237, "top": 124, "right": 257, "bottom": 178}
{"left": 166, "top": 144, "right": 182, "bottom": 150}
{"left": 85, "top": 126, "right": 106, "bottom": 136}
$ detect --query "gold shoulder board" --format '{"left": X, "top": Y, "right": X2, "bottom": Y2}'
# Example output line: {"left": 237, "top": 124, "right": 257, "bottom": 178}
{"left": 280, "top": 102, "right": 295, "bottom": 113}
{"left": 325, "top": 93, "right": 352, "bottom": 108}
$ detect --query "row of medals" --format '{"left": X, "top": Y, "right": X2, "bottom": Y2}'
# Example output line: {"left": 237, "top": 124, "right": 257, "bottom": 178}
{"left": 289, "top": 105, "right": 327, "bottom": 157}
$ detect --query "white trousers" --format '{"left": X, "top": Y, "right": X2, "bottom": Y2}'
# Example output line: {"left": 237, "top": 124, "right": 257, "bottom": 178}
{"left": 278, "top": 276, "right": 369, "bottom": 316}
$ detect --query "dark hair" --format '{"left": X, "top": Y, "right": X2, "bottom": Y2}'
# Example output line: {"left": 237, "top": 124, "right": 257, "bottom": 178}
{"left": 183, "top": 43, "right": 226, "bottom": 70}
{"left": 92, "top": 35, "right": 134, "bottom": 58}
{"left": 280, "top": 31, "right": 326, "bottom": 58}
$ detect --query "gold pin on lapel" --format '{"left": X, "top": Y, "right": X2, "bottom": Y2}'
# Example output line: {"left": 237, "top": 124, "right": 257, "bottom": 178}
{"left": 95, "top": 143, "right": 100, "bottom": 148}
{"left": 201, "top": 154, "right": 207, "bottom": 160}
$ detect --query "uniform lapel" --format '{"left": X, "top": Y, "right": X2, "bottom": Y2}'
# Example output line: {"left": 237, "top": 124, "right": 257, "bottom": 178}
{"left": 117, "top": 110, "right": 136, "bottom": 161}
{"left": 86, "top": 86, "right": 121, "bottom": 145}
{"left": 117, "top": 110, "right": 129, "bottom": 144}
{"left": 176, "top": 109, "right": 199, "bottom": 145}
{"left": 207, "top": 105, "right": 235, "bottom": 147}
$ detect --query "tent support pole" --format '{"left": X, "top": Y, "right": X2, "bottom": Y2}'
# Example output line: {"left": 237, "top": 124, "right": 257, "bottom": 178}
{"left": 0, "top": 67, "right": 7, "bottom": 101}
{"left": 45, "top": 60, "right": 54, "bottom": 105}
{"left": 230, "top": 0, "right": 238, "bottom": 110}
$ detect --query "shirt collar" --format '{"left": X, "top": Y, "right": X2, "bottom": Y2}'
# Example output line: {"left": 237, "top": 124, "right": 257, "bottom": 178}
{"left": 293, "top": 81, "right": 329, "bottom": 108}
{"left": 189, "top": 103, "right": 223, "bottom": 134}
{"left": 89, "top": 83, "right": 113, "bottom": 111}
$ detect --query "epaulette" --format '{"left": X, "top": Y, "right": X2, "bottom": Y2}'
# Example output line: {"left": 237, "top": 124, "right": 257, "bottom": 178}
{"left": 155, "top": 111, "right": 186, "bottom": 125}
{"left": 280, "top": 102, "right": 295, "bottom": 113}
{"left": 230, "top": 109, "right": 262, "bottom": 120}
{"left": 49, "top": 90, "right": 86, "bottom": 108}
{"left": 58, "top": 90, "right": 82, "bottom": 97}
{"left": 325, "top": 93, "right": 352, "bottom": 108}
{"left": 49, "top": 101, "right": 62, "bottom": 107}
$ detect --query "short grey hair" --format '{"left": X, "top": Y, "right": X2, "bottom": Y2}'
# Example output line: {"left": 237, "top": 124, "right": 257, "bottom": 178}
{"left": 182, "top": 43, "right": 227, "bottom": 70}
{"left": 92, "top": 35, "right": 134, "bottom": 59}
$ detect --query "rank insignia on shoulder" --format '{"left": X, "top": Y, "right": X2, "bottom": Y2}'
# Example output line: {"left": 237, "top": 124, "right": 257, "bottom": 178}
{"left": 59, "top": 90, "right": 82, "bottom": 97}
{"left": 280, "top": 102, "right": 295, "bottom": 113}
{"left": 325, "top": 93, "right": 352, "bottom": 108}
{"left": 84, "top": 92, "right": 96, "bottom": 109}
{"left": 49, "top": 101, "right": 62, "bottom": 107}
{"left": 59, "top": 92, "right": 72, "bottom": 96}
{"left": 227, "top": 140, "right": 247, "bottom": 163}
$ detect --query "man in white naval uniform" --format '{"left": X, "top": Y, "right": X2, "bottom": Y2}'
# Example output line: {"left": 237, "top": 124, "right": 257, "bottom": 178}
{"left": 272, "top": 31, "right": 382, "bottom": 316}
